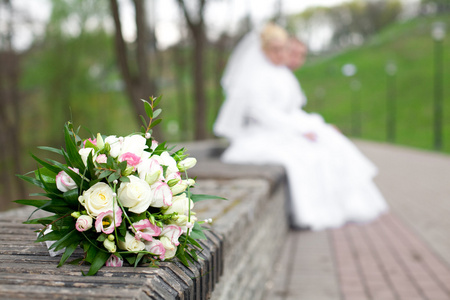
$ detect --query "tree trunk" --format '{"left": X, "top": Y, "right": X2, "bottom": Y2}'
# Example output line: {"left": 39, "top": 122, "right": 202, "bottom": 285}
{"left": 192, "top": 27, "right": 208, "bottom": 140}
{"left": 176, "top": 0, "right": 209, "bottom": 140}
{"left": 109, "top": 0, "right": 161, "bottom": 138}
{"left": 0, "top": 50, "right": 25, "bottom": 210}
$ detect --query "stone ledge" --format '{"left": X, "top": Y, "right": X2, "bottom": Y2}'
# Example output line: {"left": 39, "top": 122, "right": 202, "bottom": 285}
{"left": 0, "top": 140, "right": 289, "bottom": 300}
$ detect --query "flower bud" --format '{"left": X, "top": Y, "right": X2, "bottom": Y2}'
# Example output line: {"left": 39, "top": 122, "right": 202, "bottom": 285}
{"left": 177, "top": 158, "right": 197, "bottom": 172}
{"left": 104, "top": 239, "right": 117, "bottom": 253}
{"left": 167, "top": 178, "right": 180, "bottom": 187}
{"left": 123, "top": 166, "right": 134, "bottom": 176}
{"left": 108, "top": 234, "right": 115, "bottom": 241}
{"left": 185, "top": 179, "right": 195, "bottom": 187}
{"left": 96, "top": 133, "right": 105, "bottom": 150}
{"left": 170, "top": 182, "right": 188, "bottom": 195}
{"left": 104, "top": 143, "right": 111, "bottom": 153}
{"left": 71, "top": 211, "right": 81, "bottom": 218}
{"left": 145, "top": 171, "right": 161, "bottom": 185}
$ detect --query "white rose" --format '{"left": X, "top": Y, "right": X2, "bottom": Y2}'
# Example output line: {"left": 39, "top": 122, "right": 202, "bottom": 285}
{"left": 118, "top": 231, "right": 145, "bottom": 252}
{"left": 78, "top": 182, "right": 115, "bottom": 217}
{"left": 117, "top": 175, "right": 153, "bottom": 213}
{"left": 163, "top": 194, "right": 193, "bottom": 215}
{"left": 121, "top": 135, "right": 148, "bottom": 158}
{"left": 78, "top": 148, "right": 95, "bottom": 166}
{"left": 56, "top": 168, "right": 79, "bottom": 192}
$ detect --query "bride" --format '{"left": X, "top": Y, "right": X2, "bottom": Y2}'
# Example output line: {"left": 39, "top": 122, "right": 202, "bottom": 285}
{"left": 214, "top": 23, "right": 388, "bottom": 230}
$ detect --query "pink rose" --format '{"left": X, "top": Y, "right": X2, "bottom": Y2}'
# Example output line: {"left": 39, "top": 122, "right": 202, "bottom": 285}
{"left": 144, "top": 239, "right": 166, "bottom": 260}
{"left": 55, "top": 167, "right": 79, "bottom": 192}
{"left": 95, "top": 209, "right": 123, "bottom": 234}
{"left": 119, "top": 152, "right": 142, "bottom": 168}
{"left": 161, "top": 225, "right": 183, "bottom": 246}
{"left": 75, "top": 215, "right": 93, "bottom": 232}
{"left": 130, "top": 219, "right": 161, "bottom": 241}
{"left": 151, "top": 181, "right": 173, "bottom": 207}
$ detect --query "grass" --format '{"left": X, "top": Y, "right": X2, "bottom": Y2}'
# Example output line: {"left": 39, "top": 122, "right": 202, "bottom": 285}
{"left": 297, "top": 16, "right": 450, "bottom": 153}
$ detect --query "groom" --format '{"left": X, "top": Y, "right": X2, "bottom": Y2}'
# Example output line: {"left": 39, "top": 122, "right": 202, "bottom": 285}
{"left": 285, "top": 37, "right": 319, "bottom": 142}
{"left": 286, "top": 37, "right": 308, "bottom": 71}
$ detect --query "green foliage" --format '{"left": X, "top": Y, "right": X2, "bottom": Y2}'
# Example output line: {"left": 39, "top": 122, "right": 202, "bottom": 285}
{"left": 298, "top": 16, "right": 450, "bottom": 153}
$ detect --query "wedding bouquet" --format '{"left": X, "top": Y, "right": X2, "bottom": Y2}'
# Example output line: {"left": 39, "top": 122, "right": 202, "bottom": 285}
{"left": 16, "top": 96, "right": 223, "bottom": 275}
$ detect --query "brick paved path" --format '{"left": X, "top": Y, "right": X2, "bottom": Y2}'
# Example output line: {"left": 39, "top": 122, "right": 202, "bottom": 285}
{"left": 263, "top": 141, "right": 450, "bottom": 300}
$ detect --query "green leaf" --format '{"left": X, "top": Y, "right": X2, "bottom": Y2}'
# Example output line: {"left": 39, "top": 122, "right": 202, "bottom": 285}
{"left": 140, "top": 115, "right": 147, "bottom": 128}
{"left": 189, "top": 248, "right": 199, "bottom": 261}
{"left": 119, "top": 176, "right": 130, "bottom": 183}
{"left": 84, "top": 243, "right": 97, "bottom": 264}
{"left": 153, "top": 95, "right": 162, "bottom": 107}
{"left": 17, "top": 174, "right": 45, "bottom": 190}
{"left": 68, "top": 257, "right": 83, "bottom": 265}
{"left": 176, "top": 246, "right": 190, "bottom": 267}
{"left": 134, "top": 252, "right": 145, "bottom": 268}
{"left": 118, "top": 160, "right": 128, "bottom": 171}
{"left": 118, "top": 220, "right": 127, "bottom": 237}
{"left": 108, "top": 172, "right": 120, "bottom": 182}
{"left": 36, "top": 229, "right": 69, "bottom": 243}
{"left": 62, "top": 188, "right": 80, "bottom": 206}
{"left": 190, "top": 193, "right": 227, "bottom": 203}
{"left": 16, "top": 194, "right": 70, "bottom": 214}
{"left": 34, "top": 168, "right": 57, "bottom": 185}
{"left": 144, "top": 101, "right": 153, "bottom": 118}
{"left": 85, "top": 151, "right": 96, "bottom": 180}
{"left": 14, "top": 199, "right": 49, "bottom": 208}
{"left": 152, "top": 108, "right": 162, "bottom": 119}
{"left": 31, "top": 154, "right": 61, "bottom": 175}
{"left": 149, "top": 118, "right": 162, "bottom": 129}
{"left": 58, "top": 243, "right": 78, "bottom": 267}
{"left": 23, "top": 215, "right": 60, "bottom": 225}
{"left": 98, "top": 170, "right": 113, "bottom": 179}
{"left": 49, "top": 229, "right": 81, "bottom": 251}
{"left": 38, "top": 199, "right": 71, "bottom": 214}
{"left": 86, "top": 250, "right": 110, "bottom": 276}
{"left": 189, "top": 229, "right": 207, "bottom": 240}
{"left": 125, "top": 255, "right": 136, "bottom": 265}
{"left": 36, "top": 167, "right": 59, "bottom": 194}
{"left": 37, "top": 146, "right": 63, "bottom": 156}
{"left": 64, "top": 124, "right": 86, "bottom": 172}
{"left": 96, "top": 234, "right": 107, "bottom": 242}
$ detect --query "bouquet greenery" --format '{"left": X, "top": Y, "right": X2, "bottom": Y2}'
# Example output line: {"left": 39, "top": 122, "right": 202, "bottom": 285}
{"left": 16, "top": 96, "right": 224, "bottom": 275}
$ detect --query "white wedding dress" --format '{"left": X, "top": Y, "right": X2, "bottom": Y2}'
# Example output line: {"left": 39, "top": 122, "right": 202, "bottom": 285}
{"left": 214, "top": 31, "right": 388, "bottom": 230}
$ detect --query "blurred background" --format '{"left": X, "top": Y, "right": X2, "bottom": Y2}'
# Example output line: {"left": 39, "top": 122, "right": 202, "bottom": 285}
{"left": 0, "top": 0, "right": 448, "bottom": 211}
